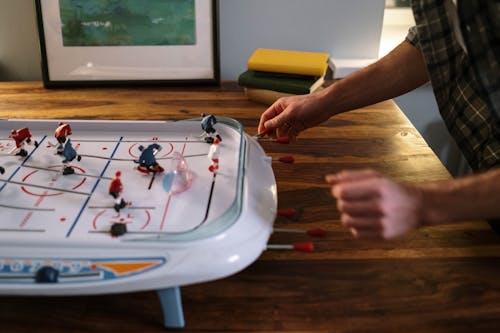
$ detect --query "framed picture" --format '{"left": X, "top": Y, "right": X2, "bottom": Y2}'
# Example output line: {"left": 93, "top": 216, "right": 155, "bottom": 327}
{"left": 35, "top": 0, "right": 220, "bottom": 87}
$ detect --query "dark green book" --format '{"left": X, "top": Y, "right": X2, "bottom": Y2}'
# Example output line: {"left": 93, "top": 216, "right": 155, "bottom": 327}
{"left": 238, "top": 70, "right": 324, "bottom": 95}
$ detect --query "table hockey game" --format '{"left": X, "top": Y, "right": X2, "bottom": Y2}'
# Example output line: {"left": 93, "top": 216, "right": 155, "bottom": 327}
{"left": 0, "top": 117, "right": 277, "bottom": 329}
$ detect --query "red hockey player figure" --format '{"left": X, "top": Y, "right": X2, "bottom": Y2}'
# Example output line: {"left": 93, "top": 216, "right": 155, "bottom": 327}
{"left": 54, "top": 122, "right": 72, "bottom": 155}
{"left": 109, "top": 171, "right": 126, "bottom": 212}
{"left": 9, "top": 127, "right": 38, "bottom": 157}
{"left": 201, "top": 113, "right": 222, "bottom": 144}
{"left": 208, "top": 137, "right": 220, "bottom": 173}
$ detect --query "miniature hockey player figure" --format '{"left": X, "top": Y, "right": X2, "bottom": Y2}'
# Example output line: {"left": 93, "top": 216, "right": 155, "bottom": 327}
{"left": 9, "top": 127, "right": 38, "bottom": 157}
{"left": 54, "top": 122, "right": 72, "bottom": 155}
{"left": 109, "top": 171, "right": 126, "bottom": 212}
{"left": 201, "top": 113, "right": 222, "bottom": 144}
{"left": 61, "top": 138, "right": 82, "bottom": 175}
{"left": 135, "top": 143, "right": 165, "bottom": 173}
{"left": 208, "top": 137, "right": 220, "bottom": 173}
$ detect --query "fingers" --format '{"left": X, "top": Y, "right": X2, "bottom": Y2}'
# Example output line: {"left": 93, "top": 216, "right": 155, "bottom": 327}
{"left": 325, "top": 169, "right": 391, "bottom": 239}
{"left": 276, "top": 120, "right": 300, "bottom": 141}
{"left": 336, "top": 198, "right": 384, "bottom": 216}
{"left": 341, "top": 211, "right": 387, "bottom": 240}
{"left": 264, "top": 110, "right": 289, "bottom": 133}
{"left": 325, "top": 169, "right": 382, "bottom": 185}
{"left": 334, "top": 178, "right": 388, "bottom": 201}
{"left": 258, "top": 97, "right": 302, "bottom": 140}
{"left": 349, "top": 227, "right": 382, "bottom": 239}
{"left": 258, "top": 99, "right": 286, "bottom": 134}
{"left": 326, "top": 169, "right": 421, "bottom": 240}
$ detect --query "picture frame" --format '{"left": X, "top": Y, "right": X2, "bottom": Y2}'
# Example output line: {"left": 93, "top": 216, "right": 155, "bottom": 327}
{"left": 35, "top": 0, "right": 220, "bottom": 87}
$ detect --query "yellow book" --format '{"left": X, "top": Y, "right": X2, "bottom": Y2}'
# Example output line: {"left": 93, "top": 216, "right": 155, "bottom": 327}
{"left": 248, "top": 48, "right": 330, "bottom": 77}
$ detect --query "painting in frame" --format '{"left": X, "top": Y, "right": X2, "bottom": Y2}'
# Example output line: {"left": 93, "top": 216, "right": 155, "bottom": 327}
{"left": 35, "top": 0, "right": 219, "bottom": 87}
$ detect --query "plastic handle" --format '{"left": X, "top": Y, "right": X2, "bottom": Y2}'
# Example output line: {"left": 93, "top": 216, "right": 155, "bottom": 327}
{"left": 278, "top": 155, "right": 295, "bottom": 164}
{"left": 307, "top": 228, "right": 327, "bottom": 237}
{"left": 278, "top": 208, "right": 297, "bottom": 218}
{"left": 293, "top": 242, "right": 314, "bottom": 252}
{"left": 276, "top": 136, "right": 290, "bottom": 144}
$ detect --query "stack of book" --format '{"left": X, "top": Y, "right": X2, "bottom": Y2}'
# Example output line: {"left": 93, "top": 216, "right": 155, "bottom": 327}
{"left": 238, "top": 48, "right": 331, "bottom": 105}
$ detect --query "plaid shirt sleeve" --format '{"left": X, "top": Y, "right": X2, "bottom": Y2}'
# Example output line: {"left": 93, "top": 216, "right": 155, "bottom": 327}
{"left": 408, "top": 1, "right": 500, "bottom": 171}
{"left": 458, "top": 0, "right": 500, "bottom": 120}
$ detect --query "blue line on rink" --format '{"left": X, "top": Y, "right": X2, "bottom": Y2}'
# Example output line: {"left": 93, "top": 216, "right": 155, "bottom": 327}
{"left": 0, "top": 135, "right": 47, "bottom": 193}
{"left": 66, "top": 136, "right": 123, "bottom": 238}
{"left": 162, "top": 172, "right": 174, "bottom": 193}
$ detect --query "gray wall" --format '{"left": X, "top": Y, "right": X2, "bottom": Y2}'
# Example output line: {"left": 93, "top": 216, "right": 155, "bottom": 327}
{"left": 394, "top": 86, "right": 470, "bottom": 177}
{"left": 0, "top": 0, "right": 384, "bottom": 81}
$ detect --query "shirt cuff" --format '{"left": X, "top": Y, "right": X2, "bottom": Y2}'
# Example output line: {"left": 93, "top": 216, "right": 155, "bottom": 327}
{"left": 405, "top": 26, "right": 420, "bottom": 48}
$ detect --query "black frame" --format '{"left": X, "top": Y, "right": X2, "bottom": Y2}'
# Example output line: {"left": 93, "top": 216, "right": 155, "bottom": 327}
{"left": 35, "top": 0, "right": 220, "bottom": 88}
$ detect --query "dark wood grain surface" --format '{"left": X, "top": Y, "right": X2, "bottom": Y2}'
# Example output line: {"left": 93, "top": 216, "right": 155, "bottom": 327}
{"left": 1, "top": 82, "right": 499, "bottom": 333}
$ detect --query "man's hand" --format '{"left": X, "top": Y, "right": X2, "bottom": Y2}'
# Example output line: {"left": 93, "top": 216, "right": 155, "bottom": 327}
{"left": 326, "top": 169, "right": 424, "bottom": 239}
{"left": 257, "top": 91, "right": 333, "bottom": 141}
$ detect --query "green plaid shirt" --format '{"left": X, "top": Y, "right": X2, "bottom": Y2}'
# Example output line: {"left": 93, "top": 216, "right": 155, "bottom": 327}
{"left": 406, "top": 0, "right": 500, "bottom": 172}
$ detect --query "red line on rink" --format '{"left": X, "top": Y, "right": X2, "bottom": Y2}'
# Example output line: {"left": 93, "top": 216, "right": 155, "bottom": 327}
{"left": 181, "top": 139, "right": 187, "bottom": 155}
{"left": 21, "top": 173, "right": 51, "bottom": 228}
{"left": 142, "top": 210, "right": 151, "bottom": 230}
{"left": 22, "top": 170, "right": 37, "bottom": 182}
{"left": 20, "top": 212, "right": 33, "bottom": 228}
{"left": 93, "top": 210, "right": 106, "bottom": 230}
{"left": 159, "top": 193, "right": 172, "bottom": 231}
{"left": 34, "top": 191, "right": 48, "bottom": 207}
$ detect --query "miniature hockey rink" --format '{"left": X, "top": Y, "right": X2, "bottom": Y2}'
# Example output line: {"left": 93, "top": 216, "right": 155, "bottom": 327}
{"left": 0, "top": 117, "right": 277, "bottom": 329}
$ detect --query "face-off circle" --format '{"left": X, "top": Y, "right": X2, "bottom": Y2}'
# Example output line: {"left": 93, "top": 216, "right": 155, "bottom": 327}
{"left": 127, "top": 142, "right": 174, "bottom": 159}
{"left": 92, "top": 209, "right": 151, "bottom": 231}
{"left": 20, "top": 165, "right": 87, "bottom": 197}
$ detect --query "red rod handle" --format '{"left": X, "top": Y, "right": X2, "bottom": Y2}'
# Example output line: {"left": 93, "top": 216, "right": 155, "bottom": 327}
{"left": 293, "top": 242, "right": 314, "bottom": 252}
{"left": 278, "top": 155, "right": 295, "bottom": 164}
{"left": 276, "top": 136, "right": 290, "bottom": 144}
{"left": 306, "top": 228, "right": 327, "bottom": 237}
{"left": 278, "top": 208, "right": 297, "bottom": 218}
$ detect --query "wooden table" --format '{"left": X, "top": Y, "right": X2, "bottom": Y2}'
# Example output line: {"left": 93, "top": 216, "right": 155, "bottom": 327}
{"left": 1, "top": 82, "right": 500, "bottom": 333}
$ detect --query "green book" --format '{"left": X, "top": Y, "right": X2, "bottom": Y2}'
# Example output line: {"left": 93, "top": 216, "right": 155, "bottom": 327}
{"left": 238, "top": 70, "right": 324, "bottom": 95}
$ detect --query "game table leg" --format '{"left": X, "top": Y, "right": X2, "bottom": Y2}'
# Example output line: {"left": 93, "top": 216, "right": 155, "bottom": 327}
{"left": 157, "top": 286, "right": 185, "bottom": 329}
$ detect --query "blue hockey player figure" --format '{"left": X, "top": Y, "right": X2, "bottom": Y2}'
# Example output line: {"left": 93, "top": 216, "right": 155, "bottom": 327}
{"left": 201, "top": 113, "right": 222, "bottom": 144}
{"left": 61, "top": 138, "right": 82, "bottom": 175}
{"left": 135, "top": 143, "right": 165, "bottom": 174}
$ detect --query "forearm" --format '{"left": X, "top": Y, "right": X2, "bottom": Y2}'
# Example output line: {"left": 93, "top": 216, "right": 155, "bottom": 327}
{"left": 419, "top": 168, "right": 500, "bottom": 225}
{"left": 316, "top": 40, "right": 429, "bottom": 115}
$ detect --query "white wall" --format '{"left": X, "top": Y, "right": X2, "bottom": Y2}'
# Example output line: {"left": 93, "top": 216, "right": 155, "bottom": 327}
{"left": 219, "top": 0, "right": 384, "bottom": 80}
{"left": 0, "top": 0, "right": 385, "bottom": 81}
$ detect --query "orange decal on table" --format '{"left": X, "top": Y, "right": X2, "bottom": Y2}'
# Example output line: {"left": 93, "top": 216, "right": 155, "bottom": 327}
{"left": 96, "top": 261, "right": 161, "bottom": 275}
